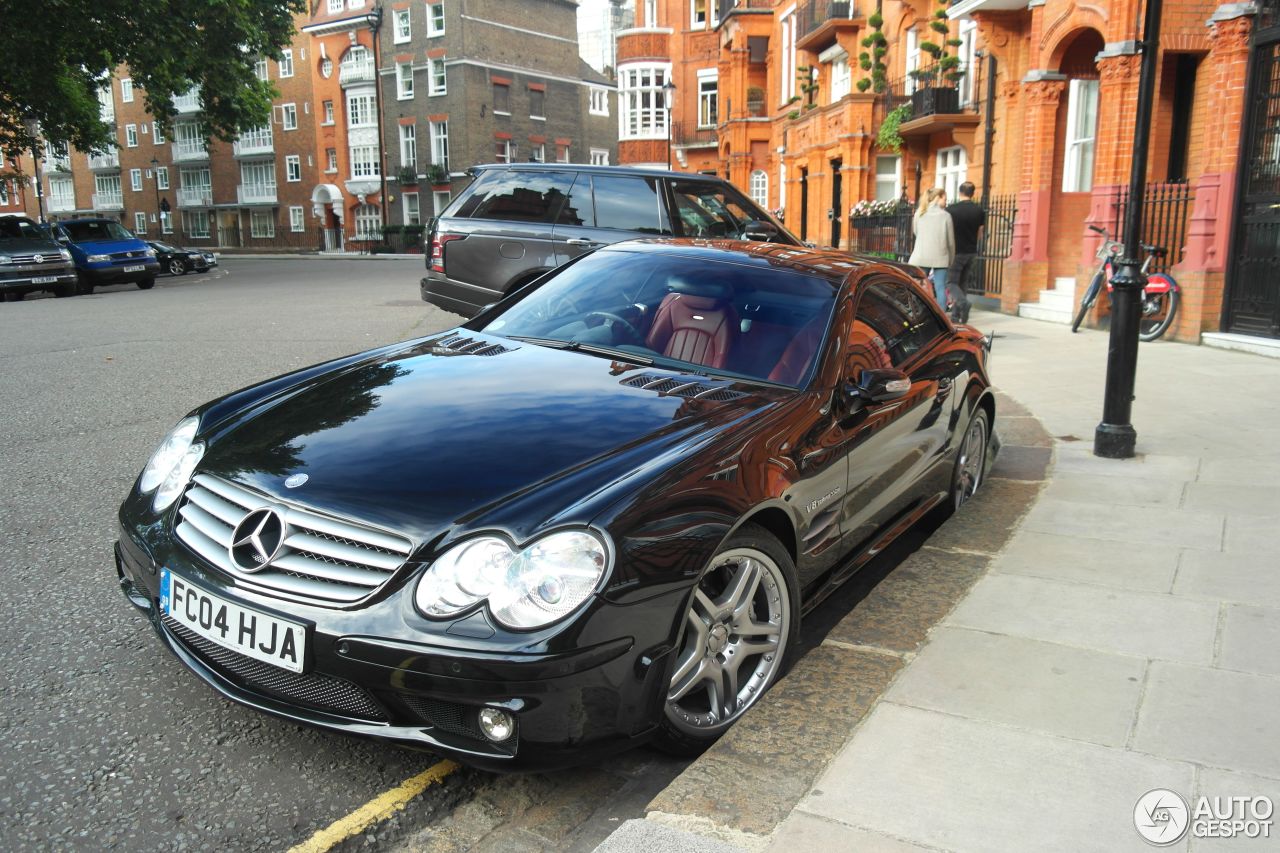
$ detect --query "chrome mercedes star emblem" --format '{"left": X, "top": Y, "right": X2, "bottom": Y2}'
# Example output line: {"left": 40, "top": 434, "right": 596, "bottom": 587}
{"left": 284, "top": 473, "right": 309, "bottom": 489}
{"left": 229, "top": 508, "right": 285, "bottom": 573}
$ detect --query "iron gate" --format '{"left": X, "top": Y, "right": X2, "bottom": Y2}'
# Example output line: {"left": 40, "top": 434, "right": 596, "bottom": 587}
{"left": 1225, "top": 7, "right": 1280, "bottom": 338}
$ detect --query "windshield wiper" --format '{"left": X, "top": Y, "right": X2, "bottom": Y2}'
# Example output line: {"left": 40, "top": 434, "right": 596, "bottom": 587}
{"left": 506, "top": 335, "right": 576, "bottom": 349}
{"left": 574, "top": 343, "right": 653, "bottom": 365}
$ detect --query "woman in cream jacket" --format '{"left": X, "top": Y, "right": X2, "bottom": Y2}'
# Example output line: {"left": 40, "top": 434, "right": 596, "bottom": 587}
{"left": 907, "top": 187, "right": 955, "bottom": 308}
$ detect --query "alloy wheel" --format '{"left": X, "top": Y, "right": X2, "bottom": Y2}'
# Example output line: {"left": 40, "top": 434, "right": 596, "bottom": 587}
{"left": 664, "top": 547, "right": 790, "bottom": 735}
{"left": 954, "top": 413, "right": 987, "bottom": 510}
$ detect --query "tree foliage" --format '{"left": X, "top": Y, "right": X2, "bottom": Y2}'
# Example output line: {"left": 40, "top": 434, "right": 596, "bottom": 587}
{"left": 0, "top": 0, "right": 307, "bottom": 159}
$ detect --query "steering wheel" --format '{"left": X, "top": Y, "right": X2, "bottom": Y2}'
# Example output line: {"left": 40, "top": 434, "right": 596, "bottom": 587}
{"left": 585, "top": 311, "right": 643, "bottom": 344}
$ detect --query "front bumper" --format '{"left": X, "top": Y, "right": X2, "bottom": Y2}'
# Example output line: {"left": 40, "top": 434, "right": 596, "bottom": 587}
{"left": 0, "top": 266, "right": 78, "bottom": 291}
{"left": 81, "top": 260, "right": 160, "bottom": 284}
{"left": 114, "top": 532, "right": 680, "bottom": 771}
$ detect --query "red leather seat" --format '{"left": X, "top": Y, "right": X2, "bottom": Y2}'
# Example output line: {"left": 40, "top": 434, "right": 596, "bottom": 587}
{"left": 768, "top": 315, "right": 827, "bottom": 385}
{"left": 645, "top": 293, "right": 739, "bottom": 369}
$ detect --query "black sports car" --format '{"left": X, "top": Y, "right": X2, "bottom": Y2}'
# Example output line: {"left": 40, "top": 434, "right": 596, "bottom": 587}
{"left": 115, "top": 240, "right": 995, "bottom": 770}
{"left": 147, "top": 241, "right": 210, "bottom": 276}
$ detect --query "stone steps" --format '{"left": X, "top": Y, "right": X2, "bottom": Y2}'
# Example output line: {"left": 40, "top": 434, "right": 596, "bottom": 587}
{"left": 1018, "top": 277, "right": 1078, "bottom": 325}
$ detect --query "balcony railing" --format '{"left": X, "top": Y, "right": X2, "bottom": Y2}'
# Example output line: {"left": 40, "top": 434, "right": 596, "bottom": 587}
{"left": 339, "top": 58, "right": 376, "bottom": 87}
{"left": 237, "top": 184, "right": 278, "bottom": 205}
{"left": 87, "top": 149, "right": 119, "bottom": 170}
{"left": 232, "top": 132, "right": 274, "bottom": 158}
{"left": 718, "top": 0, "right": 773, "bottom": 16}
{"left": 796, "top": 0, "right": 856, "bottom": 47}
{"left": 672, "top": 121, "right": 717, "bottom": 148}
{"left": 177, "top": 186, "right": 213, "bottom": 207}
{"left": 48, "top": 196, "right": 76, "bottom": 213}
{"left": 172, "top": 141, "right": 209, "bottom": 162}
{"left": 47, "top": 156, "right": 72, "bottom": 173}
{"left": 173, "top": 88, "right": 202, "bottom": 114}
{"left": 92, "top": 191, "right": 124, "bottom": 210}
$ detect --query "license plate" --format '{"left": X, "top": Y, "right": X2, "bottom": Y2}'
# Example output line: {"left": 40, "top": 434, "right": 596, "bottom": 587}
{"left": 123, "top": 264, "right": 146, "bottom": 272}
{"left": 161, "top": 569, "right": 306, "bottom": 673}
{"left": 32, "top": 276, "right": 58, "bottom": 284}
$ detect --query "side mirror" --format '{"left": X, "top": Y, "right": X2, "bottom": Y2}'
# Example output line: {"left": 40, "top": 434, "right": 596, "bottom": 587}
{"left": 850, "top": 368, "right": 911, "bottom": 404}
{"left": 744, "top": 220, "right": 778, "bottom": 241}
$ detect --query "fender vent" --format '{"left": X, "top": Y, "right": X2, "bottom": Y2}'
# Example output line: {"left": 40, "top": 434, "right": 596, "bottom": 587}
{"left": 620, "top": 374, "right": 749, "bottom": 401}
{"left": 430, "top": 334, "right": 512, "bottom": 356}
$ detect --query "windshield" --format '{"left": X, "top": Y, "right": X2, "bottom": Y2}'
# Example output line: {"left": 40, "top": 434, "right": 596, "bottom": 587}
{"left": 482, "top": 249, "right": 837, "bottom": 386}
{"left": 61, "top": 220, "right": 136, "bottom": 243}
{"left": 0, "top": 217, "right": 49, "bottom": 241}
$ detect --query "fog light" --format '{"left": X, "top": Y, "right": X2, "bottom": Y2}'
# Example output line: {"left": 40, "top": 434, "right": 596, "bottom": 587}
{"left": 477, "top": 707, "right": 514, "bottom": 742}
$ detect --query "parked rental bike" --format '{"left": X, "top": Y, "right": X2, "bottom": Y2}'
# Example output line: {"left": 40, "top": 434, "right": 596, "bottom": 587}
{"left": 1071, "top": 225, "right": 1181, "bottom": 341}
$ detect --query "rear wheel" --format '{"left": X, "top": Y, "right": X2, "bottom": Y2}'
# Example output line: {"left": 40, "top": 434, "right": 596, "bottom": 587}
{"left": 1072, "top": 271, "right": 1105, "bottom": 333}
{"left": 655, "top": 524, "right": 798, "bottom": 756}
{"left": 137, "top": 278, "right": 156, "bottom": 290}
{"left": 1138, "top": 288, "right": 1180, "bottom": 342}
{"left": 952, "top": 408, "right": 989, "bottom": 511}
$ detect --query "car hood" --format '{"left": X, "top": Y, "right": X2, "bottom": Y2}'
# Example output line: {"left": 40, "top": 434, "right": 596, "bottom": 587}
{"left": 71, "top": 238, "right": 147, "bottom": 254}
{"left": 0, "top": 237, "right": 64, "bottom": 255}
{"left": 196, "top": 332, "right": 785, "bottom": 547}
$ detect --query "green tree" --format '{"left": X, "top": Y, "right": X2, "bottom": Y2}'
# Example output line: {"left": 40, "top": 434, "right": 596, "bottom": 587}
{"left": 0, "top": 0, "right": 306, "bottom": 158}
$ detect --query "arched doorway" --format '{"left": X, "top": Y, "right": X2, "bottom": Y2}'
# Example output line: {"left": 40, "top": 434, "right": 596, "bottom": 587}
{"left": 1047, "top": 29, "right": 1104, "bottom": 284}
{"left": 311, "top": 184, "right": 344, "bottom": 252}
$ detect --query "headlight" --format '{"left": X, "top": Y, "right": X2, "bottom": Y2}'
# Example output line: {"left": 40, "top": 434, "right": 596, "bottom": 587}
{"left": 140, "top": 417, "right": 199, "bottom": 495}
{"left": 415, "top": 530, "right": 610, "bottom": 629}
{"left": 0, "top": 255, "right": 11, "bottom": 265}
{"left": 87, "top": 253, "right": 110, "bottom": 263}
{"left": 144, "top": 248, "right": 157, "bottom": 257}
{"left": 58, "top": 248, "right": 72, "bottom": 261}
{"left": 152, "top": 442, "right": 205, "bottom": 512}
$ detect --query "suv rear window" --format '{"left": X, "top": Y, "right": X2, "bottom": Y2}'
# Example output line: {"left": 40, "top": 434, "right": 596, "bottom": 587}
{"left": 454, "top": 170, "right": 575, "bottom": 223}
{"left": 0, "top": 217, "right": 46, "bottom": 240}
{"left": 557, "top": 174, "right": 670, "bottom": 234}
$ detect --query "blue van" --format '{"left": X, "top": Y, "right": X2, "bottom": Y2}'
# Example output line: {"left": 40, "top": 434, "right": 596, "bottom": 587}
{"left": 52, "top": 218, "right": 160, "bottom": 294}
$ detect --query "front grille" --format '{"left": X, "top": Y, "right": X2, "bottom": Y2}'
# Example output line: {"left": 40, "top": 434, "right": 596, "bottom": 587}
{"left": 109, "top": 249, "right": 146, "bottom": 261}
{"left": 6, "top": 253, "right": 66, "bottom": 267}
{"left": 429, "top": 334, "right": 512, "bottom": 356}
{"left": 620, "top": 373, "right": 748, "bottom": 401}
{"left": 174, "top": 474, "right": 414, "bottom": 606}
{"left": 164, "top": 616, "right": 387, "bottom": 721}
{"left": 401, "top": 694, "right": 516, "bottom": 748}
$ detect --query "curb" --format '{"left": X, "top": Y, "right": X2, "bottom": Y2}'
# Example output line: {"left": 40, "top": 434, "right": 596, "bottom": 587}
{"left": 594, "top": 391, "right": 1055, "bottom": 852}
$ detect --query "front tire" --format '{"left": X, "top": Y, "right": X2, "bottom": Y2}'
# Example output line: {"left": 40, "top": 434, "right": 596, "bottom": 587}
{"left": 655, "top": 524, "right": 799, "bottom": 756}
{"left": 168, "top": 259, "right": 186, "bottom": 276}
{"left": 1072, "top": 271, "right": 1104, "bottom": 333}
{"left": 137, "top": 278, "right": 155, "bottom": 290}
{"left": 952, "top": 408, "right": 990, "bottom": 510}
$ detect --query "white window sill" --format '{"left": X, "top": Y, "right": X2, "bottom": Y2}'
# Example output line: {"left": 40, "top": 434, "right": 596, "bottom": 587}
{"left": 493, "top": 110, "right": 511, "bottom": 117}
{"left": 429, "top": 91, "right": 447, "bottom": 97}
{"left": 398, "top": 94, "right": 414, "bottom": 100}
{"left": 589, "top": 111, "right": 609, "bottom": 118}
{"left": 393, "top": 38, "right": 411, "bottom": 45}
{"left": 530, "top": 115, "right": 545, "bottom": 121}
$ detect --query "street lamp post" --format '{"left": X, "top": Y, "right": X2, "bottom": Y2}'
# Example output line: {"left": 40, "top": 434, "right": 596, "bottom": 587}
{"left": 23, "top": 119, "right": 46, "bottom": 224}
{"left": 662, "top": 80, "right": 676, "bottom": 170}
{"left": 150, "top": 157, "right": 161, "bottom": 234}
{"left": 1094, "top": 0, "right": 1163, "bottom": 459}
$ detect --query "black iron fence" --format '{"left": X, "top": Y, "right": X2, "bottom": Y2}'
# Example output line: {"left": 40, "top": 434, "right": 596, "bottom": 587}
{"left": 143, "top": 225, "right": 426, "bottom": 255}
{"left": 849, "top": 193, "right": 1017, "bottom": 299}
{"left": 1106, "top": 181, "right": 1194, "bottom": 274}
{"left": 796, "top": 1, "right": 856, "bottom": 38}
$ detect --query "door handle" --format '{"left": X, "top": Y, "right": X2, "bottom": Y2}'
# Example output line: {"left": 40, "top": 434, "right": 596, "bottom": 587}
{"left": 937, "top": 377, "right": 953, "bottom": 400}
{"left": 565, "top": 238, "right": 599, "bottom": 246}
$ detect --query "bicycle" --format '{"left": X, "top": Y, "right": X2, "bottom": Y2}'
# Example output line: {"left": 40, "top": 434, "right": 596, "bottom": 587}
{"left": 1071, "top": 225, "right": 1181, "bottom": 341}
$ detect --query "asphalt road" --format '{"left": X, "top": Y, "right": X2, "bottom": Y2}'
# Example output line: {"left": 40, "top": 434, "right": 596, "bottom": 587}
{"left": 1, "top": 261, "right": 504, "bottom": 853}
{"left": 0, "top": 258, "right": 941, "bottom": 852}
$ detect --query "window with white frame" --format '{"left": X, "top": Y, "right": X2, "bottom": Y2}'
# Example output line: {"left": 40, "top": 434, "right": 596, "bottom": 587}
{"left": 400, "top": 123, "right": 417, "bottom": 169}
{"left": 250, "top": 209, "right": 275, "bottom": 238}
{"left": 433, "top": 190, "right": 451, "bottom": 214}
{"left": 282, "top": 103, "right": 298, "bottom": 130}
{"left": 160, "top": 211, "right": 173, "bottom": 233}
{"left": 429, "top": 58, "right": 446, "bottom": 96}
{"left": 557, "top": 144, "right": 570, "bottom": 163}
{"left": 152, "top": 122, "right": 165, "bottom": 143}
{"left": 430, "top": 120, "right": 448, "bottom": 170}
{"left": 692, "top": 0, "right": 707, "bottom": 27}
{"left": 133, "top": 212, "right": 146, "bottom": 233}
{"left": 327, "top": 0, "right": 343, "bottom": 13}
{"left": 531, "top": 143, "right": 545, "bottom": 162}
{"left": 495, "top": 139, "right": 514, "bottom": 163}
{"left": 936, "top": 146, "right": 967, "bottom": 200}
{"left": 254, "top": 58, "right": 269, "bottom": 80}
{"left": 95, "top": 173, "right": 122, "bottom": 201}
{"left": 529, "top": 88, "right": 545, "bottom": 119}
{"left": 589, "top": 87, "right": 609, "bottom": 116}
{"left": 830, "top": 54, "right": 851, "bottom": 102}
{"left": 326, "top": 148, "right": 337, "bottom": 172}
{"left": 619, "top": 64, "right": 670, "bottom": 139}
{"left": 394, "top": 8, "right": 411, "bottom": 42}
{"left": 697, "top": 72, "right": 718, "bottom": 127}
{"left": 644, "top": 0, "right": 657, "bottom": 26}
{"left": 403, "top": 191, "right": 421, "bottom": 225}
{"left": 49, "top": 177, "right": 74, "bottom": 210}
{"left": 156, "top": 166, "right": 169, "bottom": 190}
{"left": 1063, "top": 78, "right": 1099, "bottom": 193}
{"left": 97, "top": 84, "right": 114, "bottom": 121}
{"left": 749, "top": 169, "right": 768, "bottom": 207}
{"left": 241, "top": 160, "right": 276, "bottom": 194}
{"left": 286, "top": 155, "right": 301, "bottom": 182}
{"left": 350, "top": 145, "right": 379, "bottom": 178}
{"left": 347, "top": 91, "right": 376, "bottom": 127}
{"left": 354, "top": 203, "right": 381, "bottom": 239}
{"left": 957, "top": 19, "right": 977, "bottom": 106}
{"left": 323, "top": 100, "right": 334, "bottom": 124}
{"left": 905, "top": 28, "right": 920, "bottom": 95}
{"left": 427, "top": 2, "right": 445, "bottom": 36}
{"left": 0, "top": 181, "right": 9, "bottom": 206}
{"left": 780, "top": 8, "right": 797, "bottom": 103}
{"left": 590, "top": 148, "right": 609, "bottom": 166}
{"left": 290, "top": 205, "right": 305, "bottom": 232}
{"left": 125, "top": 124, "right": 138, "bottom": 147}
{"left": 180, "top": 167, "right": 211, "bottom": 193}
{"left": 183, "top": 210, "right": 211, "bottom": 238}
{"left": 130, "top": 168, "right": 143, "bottom": 191}
{"left": 875, "top": 155, "right": 901, "bottom": 202}
{"left": 279, "top": 49, "right": 294, "bottom": 78}
{"left": 121, "top": 78, "right": 134, "bottom": 102}
{"left": 397, "top": 63, "right": 414, "bottom": 99}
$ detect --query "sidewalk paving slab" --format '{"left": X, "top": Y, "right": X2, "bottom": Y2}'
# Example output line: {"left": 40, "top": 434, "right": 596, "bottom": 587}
{"left": 1193, "top": 769, "right": 1280, "bottom": 852}
{"left": 1218, "top": 605, "right": 1280, "bottom": 678}
{"left": 1173, "top": 550, "right": 1280, "bottom": 609}
{"left": 992, "top": 530, "right": 1180, "bottom": 593}
{"left": 1021, "top": 498, "right": 1224, "bottom": 551}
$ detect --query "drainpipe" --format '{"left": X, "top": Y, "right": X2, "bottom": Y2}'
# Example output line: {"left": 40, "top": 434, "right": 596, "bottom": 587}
{"left": 980, "top": 52, "right": 996, "bottom": 204}
{"left": 370, "top": 4, "right": 389, "bottom": 238}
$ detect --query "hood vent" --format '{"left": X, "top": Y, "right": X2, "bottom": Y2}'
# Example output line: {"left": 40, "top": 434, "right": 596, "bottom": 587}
{"left": 620, "top": 374, "right": 749, "bottom": 402}
{"left": 430, "top": 334, "right": 512, "bottom": 357}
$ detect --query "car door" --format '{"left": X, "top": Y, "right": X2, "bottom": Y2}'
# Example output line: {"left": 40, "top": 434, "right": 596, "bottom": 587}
{"left": 550, "top": 173, "right": 672, "bottom": 266}
{"left": 839, "top": 277, "right": 954, "bottom": 548}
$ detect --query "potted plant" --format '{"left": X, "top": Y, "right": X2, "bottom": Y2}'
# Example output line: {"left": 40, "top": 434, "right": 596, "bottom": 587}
{"left": 398, "top": 166, "right": 418, "bottom": 185}
{"left": 426, "top": 163, "right": 449, "bottom": 187}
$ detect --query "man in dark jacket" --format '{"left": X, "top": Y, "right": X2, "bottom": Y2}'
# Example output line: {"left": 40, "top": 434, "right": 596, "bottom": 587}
{"left": 946, "top": 182, "right": 985, "bottom": 323}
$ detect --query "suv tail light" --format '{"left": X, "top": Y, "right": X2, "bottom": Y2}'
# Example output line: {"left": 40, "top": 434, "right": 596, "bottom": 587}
{"left": 430, "top": 233, "right": 464, "bottom": 274}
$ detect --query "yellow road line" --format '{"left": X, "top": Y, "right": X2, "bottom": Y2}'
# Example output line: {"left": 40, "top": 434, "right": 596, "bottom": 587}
{"left": 287, "top": 759, "right": 461, "bottom": 853}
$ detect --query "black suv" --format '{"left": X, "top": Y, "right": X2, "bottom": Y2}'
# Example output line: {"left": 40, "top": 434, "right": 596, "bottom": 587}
{"left": 420, "top": 164, "right": 798, "bottom": 317}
